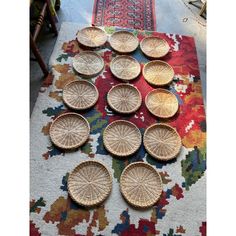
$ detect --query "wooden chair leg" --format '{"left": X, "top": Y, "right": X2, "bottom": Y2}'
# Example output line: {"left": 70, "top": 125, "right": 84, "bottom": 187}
{"left": 30, "top": 34, "right": 49, "bottom": 76}
{"left": 45, "top": 0, "right": 58, "bottom": 36}
{"left": 199, "top": 2, "right": 206, "bottom": 16}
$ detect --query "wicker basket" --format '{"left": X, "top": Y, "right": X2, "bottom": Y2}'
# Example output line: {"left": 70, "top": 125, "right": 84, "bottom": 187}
{"left": 76, "top": 26, "right": 107, "bottom": 48}
{"left": 140, "top": 36, "right": 170, "bottom": 58}
{"left": 103, "top": 120, "right": 142, "bottom": 157}
{"left": 143, "top": 123, "right": 182, "bottom": 161}
{"left": 68, "top": 160, "right": 112, "bottom": 207}
{"left": 109, "top": 31, "right": 139, "bottom": 53}
{"left": 63, "top": 80, "right": 99, "bottom": 110}
{"left": 145, "top": 88, "right": 179, "bottom": 118}
{"left": 110, "top": 55, "right": 141, "bottom": 81}
{"left": 120, "top": 162, "right": 162, "bottom": 208}
{"left": 49, "top": 113, "right": 90, "bottom": 149}
{"left": 143, "top": 60, "right": 174, "bottom": 86}
{"left": 73, "top": 51, "right": 104, "bottom": 77}
{"left": 107, "top": 84, "right": 142, "bottom": 114}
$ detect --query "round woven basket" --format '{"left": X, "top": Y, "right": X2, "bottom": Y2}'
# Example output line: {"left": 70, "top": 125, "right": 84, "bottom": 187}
{"left": 107, "top": 84, "right": 142, "bottom": 114}
{"left": 140, "top": 36, "right": 170, "bottom": 58}
{"left": 49, "top": 113, "right": 90, "bottom": 149}
{"left": 145, "top": 88, "right": 179, "bottom": 118}
{"left": 120, "top": 162, "right": 163, "bottom": 208}
{"left": 143, "top": 60, "right": 174, "bottom": 86}
{"left": 110, "top": 55, "right": 141, "bottom": 81}
{"left": 109, "top": 31, "right": 139, "bottom": 53}
{"left": 68, "top": 160, "right": 112, "bottom": 207}
{"left": 73, "top": 51, "right": 104, "bottom": 77}
{"left": 76, "top": 26, "right": 107, "bottom": 48}
{"left": 103, "top": 120, "right": 142, "bottom": 157}
{"left": 143, "top": 123, "right": 182, "bottom": 161}
{"left": 63, "top": 80, "right": 99, "bottom": 110}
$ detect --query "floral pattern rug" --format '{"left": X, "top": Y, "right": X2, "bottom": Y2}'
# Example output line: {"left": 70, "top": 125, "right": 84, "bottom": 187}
{"left": 30, "top": 22, "right": 206, "bottom": 236}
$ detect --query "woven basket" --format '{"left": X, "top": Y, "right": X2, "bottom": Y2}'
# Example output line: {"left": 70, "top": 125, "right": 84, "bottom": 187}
{"left": 73, "top": 51, "right": 104, "bottom": 77}
{"left": 76, "top": 26, "right": 107, "bottom": 48}
{"left": 49, "top": 113, "right": 90, "bottom": 149}
{"left": 68, "top": 160, "right": 112, "bottom": 207}
{"left": 107, "top": 84, "right": 142, "bottom": 114}
{"left": 140, "top": 36, "right": 170, "bottom": 58}
{"left": 109, "top": 31, "right": 139, "bottom": 53}
{"left": 110, "top": 55, "right": 141, "bottom": 81}
{"left": 63, "top": 80, "right": 99, "bottom": 110}
{"left": 143, "top": 60, "right": 174, "bottom": 86}
{"left": 143, "top": 123, "right": 182, "bottom": 161}
{"left": 145, "top": 88, "right": 179, "bottom": 118}
{"left": 103, "top": 120, "right": 142, "bottom": 157}
{"left": 120, "top": 162, "right": 162, "bottom": 208}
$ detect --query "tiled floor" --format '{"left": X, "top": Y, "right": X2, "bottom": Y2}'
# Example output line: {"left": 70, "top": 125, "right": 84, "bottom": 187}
{"left": 30, "top": 0, "right": 206, "bottom": 114}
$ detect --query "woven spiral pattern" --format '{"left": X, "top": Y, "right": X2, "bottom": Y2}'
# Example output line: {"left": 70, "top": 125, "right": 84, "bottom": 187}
{"left": 107, "top": 84, "right": 142, "bottom": 114}
{"left": 140, "top": 36, "right": 170, "bottom": 58}
{"left": 63, "top": 80, "right": 99, "bottom": 110}
{"left": 110, "top": 55, "right": 141, "bottom": 81}
{"left": 49, "top": 113, "right": 90, "bottom": 149}
{"left": 120, "top": 162, "right": 162, "bottom": 208}
{"left": 145, "top": 88, "right": 179, "bottom": 118}
{"left": 68, "top": 160, "right": 112, "bottom": 207}
{"left": 143, "top": 123, "right": 182, "bottom": 161}
{"left": 109, "top": 31, "right": 139, "bottom": 53}
{"left": 143, "top": 60, "right": 174, "bottom": 86}
{"left": 103, "top": 120, "right": 142, "bottom": 156}
{"left": 76, "top": 26, "right": 107, "bottom": 48}
{"left": 73, "top": 51, "right": 104, "bottom": 77}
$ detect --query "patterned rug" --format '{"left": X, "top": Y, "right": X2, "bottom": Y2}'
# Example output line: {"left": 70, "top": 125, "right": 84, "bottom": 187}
{"left": 30, "top": 22, "right": 206, "bottom": 236}
{"left": 92, "top": 0, "right": 156, "bottom": 30}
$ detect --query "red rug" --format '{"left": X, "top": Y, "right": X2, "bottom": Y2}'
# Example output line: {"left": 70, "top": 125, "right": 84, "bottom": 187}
{"left": 92, "top": 0, "right": 156, "bottom": 30}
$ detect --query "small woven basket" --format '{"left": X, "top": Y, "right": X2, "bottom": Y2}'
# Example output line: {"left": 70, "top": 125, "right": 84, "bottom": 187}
{"left": 68, "top": 160, "right": 112, "bottom": 207}
{"left": 107, "top": 84, "right": 142, "bottom": 114}
{"left": 143, "top": 60, "right": 174, "bottom": 86}
{"left": 143, "top": 123, "right": 182, "bottom": 161}
{"left": 120, "top": 162, "right": 163, "bottom": 208}
{"left": 76, "top": 26, "right": 107, "bottom": 48}
{"left": 49, "top": 113, "right": 90, "bottom": 149}
{"left": 109, "top": 31, "right": 139, "bottom": 53}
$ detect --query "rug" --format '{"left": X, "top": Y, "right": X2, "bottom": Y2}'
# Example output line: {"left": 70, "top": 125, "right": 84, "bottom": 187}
{"left": 30, "top": 22, "right": 206, "bottom": 236}
{"left": 92, "top": 0, "right": 156, "bottom": 30}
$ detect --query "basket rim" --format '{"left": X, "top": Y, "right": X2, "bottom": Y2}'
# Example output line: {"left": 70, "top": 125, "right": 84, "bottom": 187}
{"left": 142, "top": 60, "right": 174, "bottom": 86}
{"left": 145, "top": 88, "right": 179, "bottom": 118}
{"left": 68, "top": 160, "right": 113, "bottom": 207}
{"left": 107, "top": 83, "right": 142, "bottom": 114}
{"left": 49, "top": 112, "right": 90, "bottom": 150}
{"left": 120, "top": 161, "right": 163, "bottom": 208}
{"left": 76, "top": 26, "right": 107, "bottom": 48}
{"left": 72, "top": 51, "right": 104, "bottom": 77}
{"left": 62, "top": 80, "right": 99, "bottom": 110}
{"left": 140, "top": 36, "right": 170, "bottom": 58}
{"left": 110, "top": 55, "right": 141, "bottom": 81}
{"left": 143, "top": 123, "right": 182, "bottom": 161}
{"left": 109, "top": 30, "right": 139, "bottom": 53}
{"left": 103, "top": 120, "right": 142, "bottom": 157}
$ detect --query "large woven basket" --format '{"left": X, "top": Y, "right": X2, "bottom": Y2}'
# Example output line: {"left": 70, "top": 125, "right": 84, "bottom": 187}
{"left": 63, "top": 80, "right": 99, "bottom": 110}
{"left": 107, "top": 84, "right": 142, "bottom": 114}
{"left": 49, "top": 113, "right": 90, "bottom": 149}
{"left": 143, "top": 60, "right": 174, "bottom": 86}
{"left": 145, "top": 88, "right": 179, "bottom": 118}
{"left": 120, "top": 162, "right": 163, "bottom": 208}
{"left": 76, "top": 26, "right": 107, "bottom": 48}
{"left": 103, "top": 120, "right": 142, "bottom": 157}
{"left": 73, "top": 51, "right": 104, "bottom": 77}
{"left": 110, "top": 55, "right": 141, "bottom": 81}
{"left": 143, "top": 123, "right": 182, "bottom": 161}
{"left": 140, "top": 36, "right": 170, "bottom": 58}
{"left": 109, "top": 31, "right": 139, "bottom": 53}
{"left": 68, "top": 160, "right": 112, "bottom": 207}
